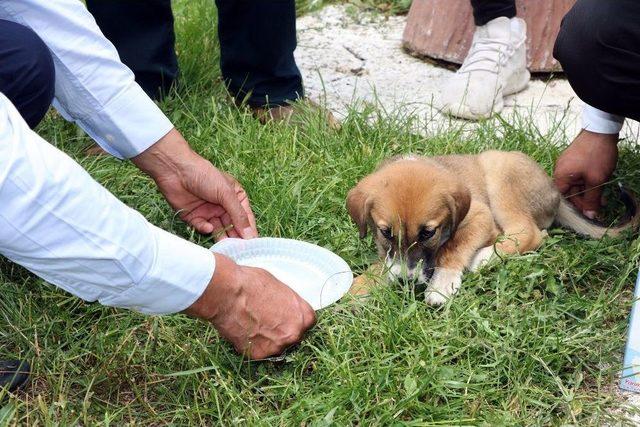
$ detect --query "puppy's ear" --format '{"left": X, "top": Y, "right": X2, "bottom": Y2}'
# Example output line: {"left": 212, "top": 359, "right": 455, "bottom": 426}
{"left": 446, "top": 186, "right": 471, "bottom": 231}
{"left": 346, "top": 183, "right": 374, "bottom": 239}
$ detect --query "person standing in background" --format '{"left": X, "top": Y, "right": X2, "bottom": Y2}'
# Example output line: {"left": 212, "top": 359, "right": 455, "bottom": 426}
{"left": 85, "top": 0, "right": 339, "bottom": 126}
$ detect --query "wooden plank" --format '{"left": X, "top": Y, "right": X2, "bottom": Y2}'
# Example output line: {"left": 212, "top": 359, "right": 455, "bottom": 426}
{"left": 402, "top": 0, "right": 576, "bottom": 73}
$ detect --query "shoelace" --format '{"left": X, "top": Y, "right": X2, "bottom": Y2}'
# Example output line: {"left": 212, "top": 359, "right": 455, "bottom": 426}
{"left": 459, "top": 38, "right": 516, "bottom": 74}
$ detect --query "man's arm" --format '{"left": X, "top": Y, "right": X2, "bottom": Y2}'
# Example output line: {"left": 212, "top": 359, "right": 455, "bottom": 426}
{"left": 0, "top": 94, "right": 315, "bottom": 357}
{"left": 553, "top": 104, "right": 621, "bottom": 218}
{"left": 0, "top": 93, "right": 212, "bottom": 314}
{"left": 0, "top": 0, "right": 171, "bottom": 159}
{"left": 0, "top": 0, "right": 257, "bottom": 238}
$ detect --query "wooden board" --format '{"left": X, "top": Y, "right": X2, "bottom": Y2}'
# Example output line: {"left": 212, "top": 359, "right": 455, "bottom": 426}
{"left": 402, "top": 0, "right": 576, "bottom": 73}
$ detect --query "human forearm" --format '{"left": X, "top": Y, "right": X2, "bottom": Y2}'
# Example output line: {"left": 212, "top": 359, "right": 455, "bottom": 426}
{"left": 132, "top": 128, "right": 198, "bottom": 180}
{"left": 132, "top": 129, "right": 258, "bottom": 239}
{"left": 0, "top": 94, "right": 213, "bottom": 314}
{"left": 0, "top": 92, "right": 312, "bottom": 357}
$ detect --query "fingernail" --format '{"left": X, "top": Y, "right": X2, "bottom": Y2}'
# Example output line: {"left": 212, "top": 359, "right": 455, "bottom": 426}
{"left": 584, "top": 210, "right": 597, "bottom": 220}
{"left": 243, "top": 227, "right": 256, "bottom": 239}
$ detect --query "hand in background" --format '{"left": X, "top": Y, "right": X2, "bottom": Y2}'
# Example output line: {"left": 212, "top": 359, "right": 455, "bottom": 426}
{"left": 553, "top": 130, "right": 619, "bottom": 219}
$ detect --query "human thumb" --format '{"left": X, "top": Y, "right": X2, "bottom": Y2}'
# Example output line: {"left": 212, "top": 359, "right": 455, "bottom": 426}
{"left": 581, "top": 186, "right": 603, "bottom": 220}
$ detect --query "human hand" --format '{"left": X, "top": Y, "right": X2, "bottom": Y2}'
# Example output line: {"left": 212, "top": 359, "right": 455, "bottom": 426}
{"left": 553, "top": 130, "right": 619, "bottom": 219}
{"left": 185, "top": 254, "right": 316, "bottom": 359}
{"left": 133, "top": 129, "right": 257, "bottom": 239}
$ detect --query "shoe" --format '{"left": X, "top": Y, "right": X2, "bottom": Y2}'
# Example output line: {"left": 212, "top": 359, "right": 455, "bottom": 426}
{"left": 441, "top": 16, "right": 530, "bottom": 120}
{"left": 250, "top": 99, "right": 341, "bottom": 130}
{"left": 0, "top": 360, "right": 30, "bottom": 393}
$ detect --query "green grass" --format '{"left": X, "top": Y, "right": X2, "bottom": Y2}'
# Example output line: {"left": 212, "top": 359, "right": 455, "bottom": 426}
{"left": 2, "top": 1, "right": 640, "bottom": 425}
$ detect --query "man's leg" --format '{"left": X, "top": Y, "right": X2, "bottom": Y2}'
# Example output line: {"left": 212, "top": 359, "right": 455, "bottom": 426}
{"left": 0, "top": 19, "right": 53, "bottom": 393}
{"left": 0, "top": 20, "right": 55, "bottom": 128}
{"left": 554, "top": 0, "right": 640, "bottom": 121}
{"left": 470, "top": 0, "right": 516, "bottom": 26}
{"left": 86, "top": 0, "right": 178, "bottom": 101}
{"left": 441, "top": 0, "right": 528, "bottom": 120}
{"left": 215, "top": 0, "right": 303, "bottom": 109}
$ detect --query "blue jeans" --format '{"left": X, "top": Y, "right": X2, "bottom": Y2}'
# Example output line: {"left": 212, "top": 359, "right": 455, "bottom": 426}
{"left": 0, "top": 20, "right": 55, "bottom": 128}
{"left": 86, "top": 0, "right": 304, "bottom": 107}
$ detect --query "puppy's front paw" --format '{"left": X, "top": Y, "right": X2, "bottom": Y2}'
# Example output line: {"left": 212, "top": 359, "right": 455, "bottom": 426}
{"left": 425, "top": 269, "right": 462, "bottom": 306}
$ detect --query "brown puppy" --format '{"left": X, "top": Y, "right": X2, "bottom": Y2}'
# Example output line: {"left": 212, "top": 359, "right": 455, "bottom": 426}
{"left": 347, "top": 150, "right": 639, "bottom": 305}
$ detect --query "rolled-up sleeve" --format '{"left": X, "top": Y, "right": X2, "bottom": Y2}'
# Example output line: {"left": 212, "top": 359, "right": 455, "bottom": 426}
{"left": 0, "top": 0, "right": 173, "bottom": 159}
{"left": 582, "top": 104, "right": 625, "bottom": 135}
{"left": 0, "top": 93, "right": 214, "bottom": 315}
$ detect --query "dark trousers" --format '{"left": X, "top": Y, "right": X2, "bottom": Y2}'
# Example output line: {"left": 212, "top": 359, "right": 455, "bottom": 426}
{"left": 86, "top": 0, "right": 303, "bottom": 107}
{"left": 0, "top": 20, "right": 55, "bottom": 129}
{"left": 471, "top": 0, "right": 517, "bottom": 26}
{"left": 554, "top": 0, "right": 640, "bottom": 122}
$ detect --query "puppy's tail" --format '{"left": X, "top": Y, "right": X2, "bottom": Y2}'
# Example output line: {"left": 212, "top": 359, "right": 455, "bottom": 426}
{"left": 555, "top": 185, "right": 640, "bottom": 238}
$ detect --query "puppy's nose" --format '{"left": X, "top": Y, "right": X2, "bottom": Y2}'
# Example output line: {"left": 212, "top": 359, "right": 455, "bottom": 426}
{"left": 396, "top": 270, "right": 421, "bottom": 286}
{"left": 397, "top": 276, "right": 410, "bottom": 286}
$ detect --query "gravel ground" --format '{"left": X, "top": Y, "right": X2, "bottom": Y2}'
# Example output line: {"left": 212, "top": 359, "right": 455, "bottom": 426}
{"left": 295, "top": 5, "right": 640, "bottom": 144}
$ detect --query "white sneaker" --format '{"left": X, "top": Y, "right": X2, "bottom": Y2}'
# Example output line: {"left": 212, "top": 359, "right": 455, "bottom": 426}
{"left": 441, "top": 16, "right": 530, "bottom": 120}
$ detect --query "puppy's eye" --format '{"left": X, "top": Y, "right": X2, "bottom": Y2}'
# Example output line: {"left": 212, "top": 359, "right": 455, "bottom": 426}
{"left": 418, "top": 226, "right": 436, "bottom": 241}
{"left": 379, "top": 227, "right": 393, "bottom": 240}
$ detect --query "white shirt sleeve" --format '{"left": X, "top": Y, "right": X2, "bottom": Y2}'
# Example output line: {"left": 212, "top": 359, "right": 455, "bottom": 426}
{"left": 0, "top": 93, "right": 215, "bottom": 315}
{"left": 582, "top": 104, "right": 625, "bottom": 135}
{"left": 0, "top": 0, "right": 174, "bottom": 159}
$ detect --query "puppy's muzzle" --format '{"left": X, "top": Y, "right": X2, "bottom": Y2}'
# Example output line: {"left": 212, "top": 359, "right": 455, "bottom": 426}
{"left": 386, "top": 257, "right": 434, "bottom": 284}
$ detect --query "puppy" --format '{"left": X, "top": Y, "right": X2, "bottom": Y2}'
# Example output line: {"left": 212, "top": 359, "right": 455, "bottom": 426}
{"left": 347, "top": 150, "right": 639, "bottom": 305}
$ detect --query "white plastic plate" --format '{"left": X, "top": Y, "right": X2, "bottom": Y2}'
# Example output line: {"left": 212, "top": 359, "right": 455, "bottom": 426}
{"left": 210, "top": 238, "right": 353, "bottom": 310}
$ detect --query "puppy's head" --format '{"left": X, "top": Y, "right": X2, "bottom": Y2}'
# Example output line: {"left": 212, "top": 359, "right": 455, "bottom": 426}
{"left": 347, "top": 158, "right": 470, "bottom": 283}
